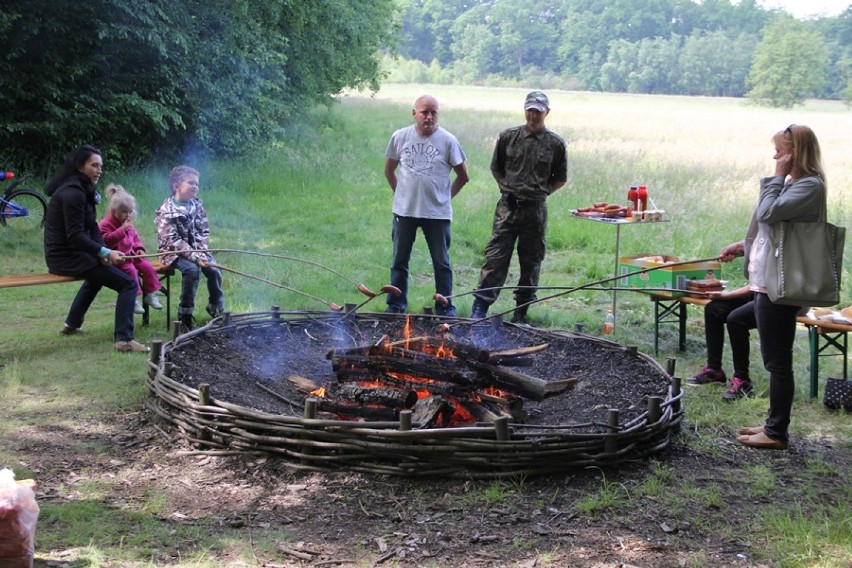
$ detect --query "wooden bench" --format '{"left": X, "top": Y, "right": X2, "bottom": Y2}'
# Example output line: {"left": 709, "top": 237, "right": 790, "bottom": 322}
{"left": 0, "top": 261, "right": 175, "bottom": 329}
{"left": 649, "top": 293, "right": 851, "bottom": 399}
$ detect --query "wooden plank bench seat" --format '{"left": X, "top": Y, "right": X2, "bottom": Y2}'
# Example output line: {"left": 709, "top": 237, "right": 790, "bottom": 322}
{"left": 0, "top": 261, "right": 174, "bottom": 329}
{"left": 649, "top": 293, "right": 851, "bottom": 399}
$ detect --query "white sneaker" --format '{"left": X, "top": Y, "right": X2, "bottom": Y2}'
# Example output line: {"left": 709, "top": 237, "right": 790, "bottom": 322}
{"left": 144, "top": 292, "right": 163, "bottom": 310}
{"left": 134, "top": 299, "right": 145, "bottom": 314}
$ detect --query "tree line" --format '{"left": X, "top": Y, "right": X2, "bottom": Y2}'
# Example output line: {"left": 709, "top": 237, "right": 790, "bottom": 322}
{"left": 1, "top": 0, "right": 848, "bottom": 169}
{"left": 390, "top": 0, "right": 850, "bottom": 106}
{"left": 0, "top": 0, "right": 396, "bottom": 169}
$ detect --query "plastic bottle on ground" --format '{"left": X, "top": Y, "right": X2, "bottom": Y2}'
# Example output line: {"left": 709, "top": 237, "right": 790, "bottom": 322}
{"left": 604, "top": 309, "right": 615, "bottom": 335}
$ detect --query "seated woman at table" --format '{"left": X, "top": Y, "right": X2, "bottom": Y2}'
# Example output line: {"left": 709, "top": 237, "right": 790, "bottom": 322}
{"left": 687, "top": 284, "right": 756, "bottom": 402}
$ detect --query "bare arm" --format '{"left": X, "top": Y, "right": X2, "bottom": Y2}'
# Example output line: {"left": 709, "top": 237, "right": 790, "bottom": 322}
{"left": 718, "top": 241, "right": 744, "bottom": 262}
{"left": 384, "top": 158, "right": 399, "bottom": 192}
{"left": 550, "top": 180, "right": 566, "bottom": 192}
{"left": 450, "top": 162, "right": 469, "bottom": 198}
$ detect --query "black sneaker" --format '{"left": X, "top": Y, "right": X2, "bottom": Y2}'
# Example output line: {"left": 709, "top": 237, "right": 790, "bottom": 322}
{"left": 384, "top": 304, "right": 405, "bottom": 314}
{"left": 179, "top": 314, "right": 195, "bottom": 332}
{"left": 686, "top": 366, "right": 727, "bottom": 385}
{"left": 206, "top": 303, "right": 223, "bottom": 318}
{"left": 722, "top": 377, "right": 754, "bottom": 402}
{"left": 470, "top": 299, "right": 489, "bottom": 320}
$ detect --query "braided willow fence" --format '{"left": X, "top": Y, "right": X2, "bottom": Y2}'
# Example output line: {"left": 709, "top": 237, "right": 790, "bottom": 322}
{"left": 146, "top": 311, "right": 683, "bottom": 478}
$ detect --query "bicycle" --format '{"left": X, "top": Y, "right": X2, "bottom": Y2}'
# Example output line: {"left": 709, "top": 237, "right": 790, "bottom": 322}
{"left": 0, "top": 169, "right": 47, "bottom": 232}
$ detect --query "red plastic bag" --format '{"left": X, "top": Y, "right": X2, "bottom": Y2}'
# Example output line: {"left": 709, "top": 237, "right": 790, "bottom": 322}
{"left": 0, "top": 468, "right": 39, "bottom": 567}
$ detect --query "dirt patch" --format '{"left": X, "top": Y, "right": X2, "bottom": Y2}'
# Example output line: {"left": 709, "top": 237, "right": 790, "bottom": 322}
{"left": 21, "top": 410, "right": 850, "bottom": 567}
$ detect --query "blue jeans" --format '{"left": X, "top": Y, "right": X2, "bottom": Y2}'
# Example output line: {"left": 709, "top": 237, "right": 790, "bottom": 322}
{"left": 65, "top": 264, "right": 138, "bottom": 342}
{"left": 388, "top": 215, "right": 454, "bottom": 314}
{"left": 171, "top": 256, "right": 224, "bottom": 316}
{"left": 754, "top": 292, "right": 801, "bottom": 443}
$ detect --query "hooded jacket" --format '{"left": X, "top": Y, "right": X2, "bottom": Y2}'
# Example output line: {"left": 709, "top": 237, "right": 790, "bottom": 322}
{"left": 44, "top": 172, "right": 104, "bottom": 275}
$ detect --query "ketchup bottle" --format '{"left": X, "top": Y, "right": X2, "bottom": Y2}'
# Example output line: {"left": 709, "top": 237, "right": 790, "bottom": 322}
{"left": 637, "top": 185, "right": 648, "bottom": 216}
{"left": 627, "top": 186, "right": 638, "bottom": 212}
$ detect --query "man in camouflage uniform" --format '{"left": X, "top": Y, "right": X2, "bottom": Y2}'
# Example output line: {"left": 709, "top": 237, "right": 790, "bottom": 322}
{"left": 470, "top": 91, "right": 567, "bottom": 323}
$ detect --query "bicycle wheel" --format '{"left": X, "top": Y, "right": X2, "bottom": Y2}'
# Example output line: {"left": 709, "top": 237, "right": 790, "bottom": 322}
{"left": 0, "top": 189, "right": 47, "bottom": 231}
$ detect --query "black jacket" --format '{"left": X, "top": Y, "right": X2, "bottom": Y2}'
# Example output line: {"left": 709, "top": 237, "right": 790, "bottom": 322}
{"left": 44, "top": 172, "right": 104, "bottom": 275}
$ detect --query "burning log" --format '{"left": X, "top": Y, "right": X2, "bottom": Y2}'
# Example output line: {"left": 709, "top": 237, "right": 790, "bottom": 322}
{"left": 470, "top": 362, "right": 577, "bottom": 401}
{"left": 487, "top": 355, "right": 533, "bottom": 367}
{"left": 335, "top": 369, "right": 465, "bottom": 396}
{"left": 329, "top": 354, "right": 478, "bottom": 386}
{"left": 459, "top": 398, "right": 515, "bottom": 424}
{"left": 327, "top": 383, "right": 418, "bottom": 409}
{"left": 288, "top": 374, "right": 320, "bottom": 393}
{"left": 381, "top": 335, "right": 490, "bottom": 362}
{"left": 315, "top": 399, "right": 399, "bottom": 421}
{"left": 411, "top": 396, "right": 452, "bottom": 428}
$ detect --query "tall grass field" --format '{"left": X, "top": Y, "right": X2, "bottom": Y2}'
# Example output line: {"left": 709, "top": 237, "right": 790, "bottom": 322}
{"left": 1, "top": 85, "right": 850, "bottom": 566}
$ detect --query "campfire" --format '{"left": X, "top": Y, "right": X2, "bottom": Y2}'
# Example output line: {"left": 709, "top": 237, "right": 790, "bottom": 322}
{"left": 289, "top": 316, "right": 575, "bottom": 427}
{"left": 148, "top": 310, "right": 684, "bottom": 477}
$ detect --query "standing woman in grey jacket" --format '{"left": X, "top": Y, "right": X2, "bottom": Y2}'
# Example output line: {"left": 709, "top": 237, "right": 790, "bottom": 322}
{"left": 719, "top": 125, "right": 827, "bottom": 450}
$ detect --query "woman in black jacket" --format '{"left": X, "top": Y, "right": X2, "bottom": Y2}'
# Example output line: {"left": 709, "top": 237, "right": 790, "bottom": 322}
{"left": 44, "top": 145, "right": 148, "bottom": 352}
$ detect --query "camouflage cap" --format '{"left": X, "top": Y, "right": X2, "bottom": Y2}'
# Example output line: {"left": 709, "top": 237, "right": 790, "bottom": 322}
{"left": 524, "top": 91, "right": 549, "bottom": 112}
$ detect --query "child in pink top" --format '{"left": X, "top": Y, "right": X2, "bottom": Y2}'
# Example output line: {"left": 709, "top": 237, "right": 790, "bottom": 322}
{"left": 98, "top": 184, "right": 163, "bottom": 314}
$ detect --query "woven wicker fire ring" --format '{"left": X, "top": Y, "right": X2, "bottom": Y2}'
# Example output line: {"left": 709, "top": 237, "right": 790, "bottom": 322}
{"left": 146, "top": 310, "right": 683, "bottom": 478}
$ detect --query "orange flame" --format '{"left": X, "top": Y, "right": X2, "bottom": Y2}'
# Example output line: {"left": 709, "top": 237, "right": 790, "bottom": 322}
{"left": 310, "top": 386, "right": 327, "bottom": 398}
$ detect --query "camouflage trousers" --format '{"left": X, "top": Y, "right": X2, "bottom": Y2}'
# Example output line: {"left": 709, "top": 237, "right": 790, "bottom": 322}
{"left": 474, "top": 196, "right": 547, "bottom": 305}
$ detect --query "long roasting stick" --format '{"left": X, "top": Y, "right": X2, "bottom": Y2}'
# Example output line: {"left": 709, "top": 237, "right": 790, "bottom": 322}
{"left": 210, "top": 262, "right": 344, "bottom": 312}
{"left": 121, "top": 248, "right": 380, "bottom": 297}
{"left": 448, "top": 256, "right": 724, "bottom": 328}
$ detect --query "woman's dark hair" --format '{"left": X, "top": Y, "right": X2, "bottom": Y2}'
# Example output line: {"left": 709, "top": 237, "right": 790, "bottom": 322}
{"left": 44, "top": 144, "right": 102, "bottom": 196}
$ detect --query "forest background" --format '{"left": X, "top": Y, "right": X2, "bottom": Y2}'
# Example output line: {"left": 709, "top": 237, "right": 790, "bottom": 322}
{"left": 0, "top": 0, "right": 849, "bottom": 170}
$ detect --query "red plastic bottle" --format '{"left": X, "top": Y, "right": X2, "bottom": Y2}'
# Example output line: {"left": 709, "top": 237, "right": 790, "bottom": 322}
{"left": 627, "top": 186, "right": 638, "bottom": 212}
{"left": 637, "top": 185, "right": 648, "bottom": 216}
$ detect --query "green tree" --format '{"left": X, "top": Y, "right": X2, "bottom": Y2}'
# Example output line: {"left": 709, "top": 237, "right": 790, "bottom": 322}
{"left": 0, "top": 0, "right": 396, "bottom": 168}
{"left": 746, "top": 15, "right": 829, "bottom": 107}
{"left": 678, "top": 31, "right": 758, "bottom": 96}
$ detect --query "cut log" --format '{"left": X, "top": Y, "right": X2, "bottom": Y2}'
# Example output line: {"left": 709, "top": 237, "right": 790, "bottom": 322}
{"left": 315, "top": 398, "right": 398, "bottom": 421}
{"left": 288, "top": 374, "right": 320, "bottom": 393}
{"left": 327, "top": 383, "right": 418, "bottom": 409}
{"left": 485, "top": 343, "right": 550, "bottom": 362}
{"left": 330, "top": 354, "right": 478, "bottom": 386}
{"left": 487, "top": 355, "right": 533, "bottom": 367}
{"left": 335, "top": 369, "right": 465, "bottom": 396}
{"left": 411, "top": 396, "right": 452, "bottom": 428}
{"left": 470, "top": 362, "right": 577, "bottom": 401}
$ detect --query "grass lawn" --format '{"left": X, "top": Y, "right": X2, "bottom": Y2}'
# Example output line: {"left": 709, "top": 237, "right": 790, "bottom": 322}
{"left": 1, "top": 85, "right": 850, "bottom": 567}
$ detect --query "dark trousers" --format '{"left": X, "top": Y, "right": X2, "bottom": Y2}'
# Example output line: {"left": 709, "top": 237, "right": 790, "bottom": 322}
{"left": 387, "top": 215, "right": 453, "bottom": 314}
{"left": 475, "top": 198, "right": 547, "bottom": 305}
{"left": 65, "top": 264, "right": 137, "bottom": 342}
{"left": 171, "top": 256, "right": 224, "bottom": 316}
{"left": 754, "top": 292, "right": 801, "bottom": 443}
{"left": 704, "top": 295, "right": 756, "bottom": 380}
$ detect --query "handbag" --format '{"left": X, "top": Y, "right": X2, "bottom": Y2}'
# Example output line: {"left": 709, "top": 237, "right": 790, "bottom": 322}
{"left": 765, "top": 219, "right": 845, "bottom": 307}
{"left": 823, "top": 377, "right": 852, "bottom": 411}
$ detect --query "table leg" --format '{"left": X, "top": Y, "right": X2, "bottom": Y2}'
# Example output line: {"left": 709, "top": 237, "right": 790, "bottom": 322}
{"left": 809, "top": 326, "right": 819, "bottom": 399}
{"left": 613, "top": 224, "right": 621, "bottom": 319}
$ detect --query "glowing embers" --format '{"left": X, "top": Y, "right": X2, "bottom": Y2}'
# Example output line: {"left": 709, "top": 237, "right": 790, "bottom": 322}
{"left": 294, "top": 316, "right": 575, "bottom": 427}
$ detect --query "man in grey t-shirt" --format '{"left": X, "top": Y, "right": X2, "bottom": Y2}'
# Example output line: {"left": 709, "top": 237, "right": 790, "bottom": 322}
{"left": 384, "top": 94, "right": 469, "bottom": 315}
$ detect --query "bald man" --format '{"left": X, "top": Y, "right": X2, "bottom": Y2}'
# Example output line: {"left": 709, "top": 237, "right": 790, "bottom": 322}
{"left": 383, "top": 94, "right": 469, "bottom": 316}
